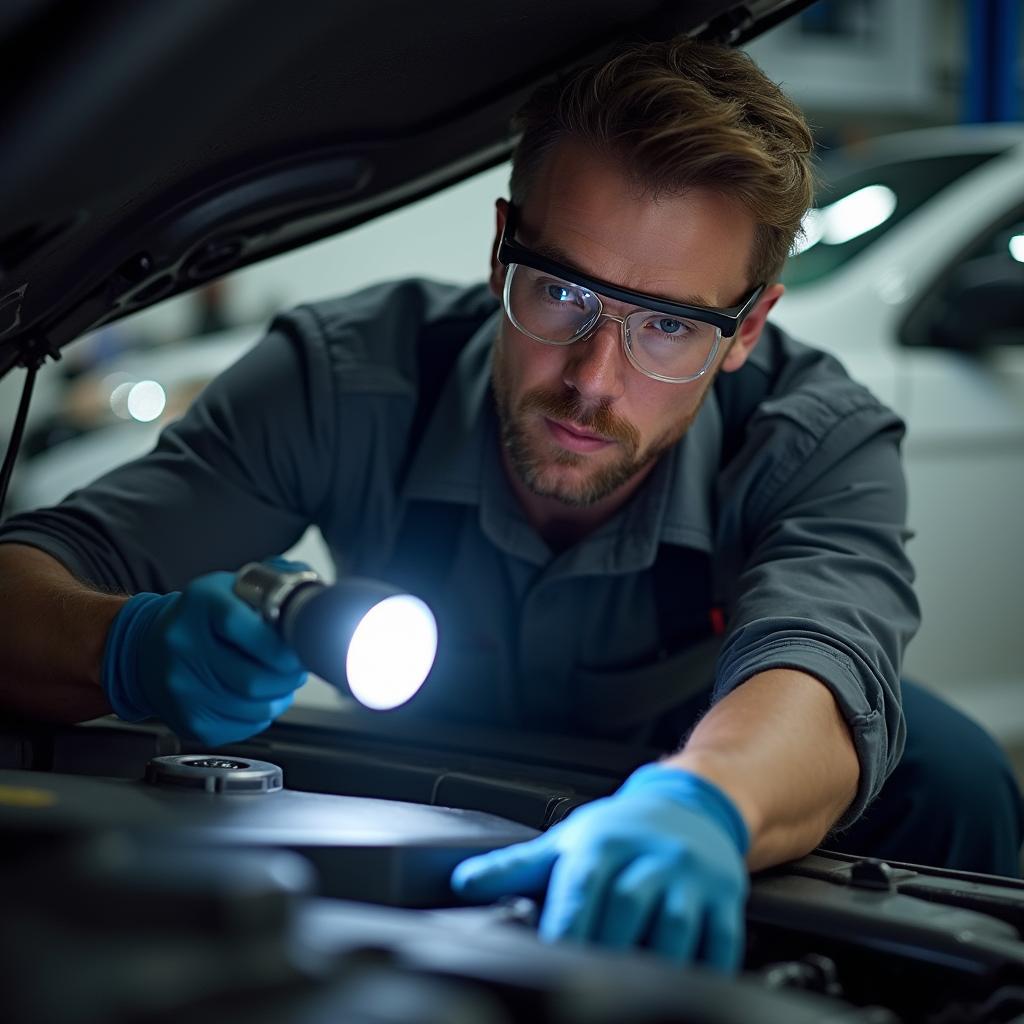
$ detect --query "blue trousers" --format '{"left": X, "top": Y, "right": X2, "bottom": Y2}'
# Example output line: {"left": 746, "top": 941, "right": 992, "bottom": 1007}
{"left": 827, "top": 681, "right": 1024, "bottom": 878}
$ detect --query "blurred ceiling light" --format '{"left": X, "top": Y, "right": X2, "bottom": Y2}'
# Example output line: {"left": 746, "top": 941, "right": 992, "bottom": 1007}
{"left": 109, "top": 381, "right": 135, "bottom": 419}
{"left": 1009, "top": 234, "right": 1024, "bottom": 263}
{"left": 792, "top": 208, "right": 825, "bottom": 256}
{"left": 821, "top": 185, "right": 897, "bottom": 246}
{"left": 126, "top": 380, "right": 166, "bottom": 422}
{"left": 794, "top": 185, "right": 898, "bottom": 255}
{"left": 102, "top": 372, "right": 133, "bottom": 395}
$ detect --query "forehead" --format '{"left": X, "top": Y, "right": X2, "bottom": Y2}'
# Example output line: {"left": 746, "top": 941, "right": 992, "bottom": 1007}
{"left": 517, "top": 139, "right": 756, "bottom": 307}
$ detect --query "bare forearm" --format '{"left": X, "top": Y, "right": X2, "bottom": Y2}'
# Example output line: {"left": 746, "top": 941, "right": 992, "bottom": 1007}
{"left": 0, "top": 543, "right": 126, "bottom": 722}
{"left": 666, "top": 668, "right": 860, "bottom": 871}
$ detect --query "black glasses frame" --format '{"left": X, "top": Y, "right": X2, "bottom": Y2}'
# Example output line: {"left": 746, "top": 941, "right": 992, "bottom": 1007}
{"left": 497, "top": 202, "right": 765, "bottom": 338}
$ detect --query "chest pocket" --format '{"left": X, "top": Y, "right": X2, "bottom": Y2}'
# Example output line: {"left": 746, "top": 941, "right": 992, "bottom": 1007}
{"left": 571, "top": 545, "right": 722, "bottom": 747}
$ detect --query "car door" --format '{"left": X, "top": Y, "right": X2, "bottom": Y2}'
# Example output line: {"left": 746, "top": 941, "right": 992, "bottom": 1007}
{"left": 896, "top": 197, "right": 1024, "bottom": 734}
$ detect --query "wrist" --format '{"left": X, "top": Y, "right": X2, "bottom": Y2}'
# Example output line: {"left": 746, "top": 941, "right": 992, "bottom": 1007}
{"left": 87, "top": 594, "right": 132, "bottom": 688}
{"left": 100, "top": 592, "right": 170, "bottom": 721}
{"left": 620, "top": 762, "right": 750, "bottom": 855}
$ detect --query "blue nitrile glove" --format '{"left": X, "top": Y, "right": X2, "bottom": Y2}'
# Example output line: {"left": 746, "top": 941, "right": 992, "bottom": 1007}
{"left": 101, "top": 568, "right": 308, "bottom": 746}
{"left": 451, "top": 763, "right": 750, "bottom": 971}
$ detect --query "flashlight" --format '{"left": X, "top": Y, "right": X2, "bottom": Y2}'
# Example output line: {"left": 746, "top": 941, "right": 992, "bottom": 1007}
{"left": 232, "top": 562, "right": 437, "bottom": 710}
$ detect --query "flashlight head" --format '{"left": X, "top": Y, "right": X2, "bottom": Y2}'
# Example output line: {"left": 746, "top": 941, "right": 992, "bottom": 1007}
{"left": 344, "top": 592, "right": 438, "bottom": 709}
{"left": 234, "top": 565, "right": 437, "bottom": 711}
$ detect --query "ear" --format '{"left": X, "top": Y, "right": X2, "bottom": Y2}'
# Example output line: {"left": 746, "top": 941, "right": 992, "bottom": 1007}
{"left": 720, "top": 283, "right": 785, "bottom": 373}
{"left": 488, "top": 198, "right": 510, "bottom": 299}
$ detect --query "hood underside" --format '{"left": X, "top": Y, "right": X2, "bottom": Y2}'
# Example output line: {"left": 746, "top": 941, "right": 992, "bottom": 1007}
{"left": 0, "top": 0, "right": 814, "bottom": 377}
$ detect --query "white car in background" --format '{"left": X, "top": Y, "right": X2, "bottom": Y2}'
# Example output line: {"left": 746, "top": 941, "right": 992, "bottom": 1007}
{"left": 771, "top": 124, "right": 1024, "bottom": 742}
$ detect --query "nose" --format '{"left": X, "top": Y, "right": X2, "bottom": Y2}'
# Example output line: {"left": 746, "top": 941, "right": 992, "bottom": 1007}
{"left": 562, "top": 315, "right": 627, "bottom": 404}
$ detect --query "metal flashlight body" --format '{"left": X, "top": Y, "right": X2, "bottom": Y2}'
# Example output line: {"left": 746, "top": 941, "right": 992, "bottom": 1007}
{"left": 232, "top": 562, "right": 437, "bottom": 711}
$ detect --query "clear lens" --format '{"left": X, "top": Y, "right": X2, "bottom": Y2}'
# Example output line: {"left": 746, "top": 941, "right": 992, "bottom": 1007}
{"left": 505, "top": 263, "right": 719, "bottom": 382}
{"left": 346, "top": 595, "right": 437, "bottom": 710}
{"left": 506, "top": 264, "right": 601, "bottom": 343}
{"left": 624, "top": 310, "right": 719, "bottom": 381}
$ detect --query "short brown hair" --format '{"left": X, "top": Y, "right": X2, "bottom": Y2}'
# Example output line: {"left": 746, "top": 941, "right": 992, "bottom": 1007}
{"left": 509, "top": 36, "right": 815, "bottom": 286}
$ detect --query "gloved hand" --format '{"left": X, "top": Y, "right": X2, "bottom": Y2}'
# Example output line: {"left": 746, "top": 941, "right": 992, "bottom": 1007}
{"left": 101, "top": 567, "right": 308, "bottom": 746}
{"left": 451, "top": 763, "right": 750, "bottom": 971}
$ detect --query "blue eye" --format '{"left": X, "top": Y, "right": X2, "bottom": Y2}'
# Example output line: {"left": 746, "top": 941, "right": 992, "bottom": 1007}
{"left": 538, "top": 279, "right": 592, "bottom": 311}
{"left": 652, "top": 318, "right": 684, "bottom": 335}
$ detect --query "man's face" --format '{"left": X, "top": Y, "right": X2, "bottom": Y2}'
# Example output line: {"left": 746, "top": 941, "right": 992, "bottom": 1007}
{"left": 489, "top": 139, "right": 776, "bottom": 510}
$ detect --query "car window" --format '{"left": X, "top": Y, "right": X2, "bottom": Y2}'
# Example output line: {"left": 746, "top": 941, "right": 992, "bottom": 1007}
{"left": 901, "top": 203, "right": 1024, "bottom": 350}
{"left": 783, "top": 151, "right": 1004, "bottom": 287}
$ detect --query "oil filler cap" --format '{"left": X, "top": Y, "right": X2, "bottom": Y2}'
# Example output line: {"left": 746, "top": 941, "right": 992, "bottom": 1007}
{"left": 145, "top": 755, "right": 283, "bottom": 794}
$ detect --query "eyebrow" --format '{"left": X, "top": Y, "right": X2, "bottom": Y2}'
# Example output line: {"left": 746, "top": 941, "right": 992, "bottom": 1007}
{"left": 529, "top": 238, "right": 719, "bottom": 311}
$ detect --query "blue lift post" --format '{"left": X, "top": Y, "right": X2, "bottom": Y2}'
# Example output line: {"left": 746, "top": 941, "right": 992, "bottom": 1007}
{"left": 964, "top": 0, "right": 1021, "bottom": 122}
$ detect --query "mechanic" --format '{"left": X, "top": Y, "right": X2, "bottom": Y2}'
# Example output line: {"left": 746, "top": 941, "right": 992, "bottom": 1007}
{"left": 0, "top": 37, "right": 1020, "bottom": 971}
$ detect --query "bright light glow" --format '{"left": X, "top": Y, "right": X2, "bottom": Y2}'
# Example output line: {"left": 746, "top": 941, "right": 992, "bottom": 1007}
{"left": 102, "top": 372, "right": 132, "bottom": 394}
{"left": 126, "top": 380, "right": 166, "bottom": 422}
{"left": 109, "top": 381, "right": 135, "bottom": 419}
{"left": 1009, "top": 234, "right": 1024, "bottom": 263}
{"left": 346, "top": 595, "right": 437, "bottom": 710}
{"left": 791, "top": 208, "right": 825, "bottom": 255}
{"left": 820, "top": 185, "right": 897, "bottom": 246}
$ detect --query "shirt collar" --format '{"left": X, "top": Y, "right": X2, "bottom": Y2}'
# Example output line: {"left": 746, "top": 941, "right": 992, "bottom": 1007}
{"left": 403, "top": 308, "right": 720, "bottom": 567}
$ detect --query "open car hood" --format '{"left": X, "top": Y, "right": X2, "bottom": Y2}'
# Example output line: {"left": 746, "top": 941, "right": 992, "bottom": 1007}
{"left": 0, "top": 0, "right": 814, "bottom": 378}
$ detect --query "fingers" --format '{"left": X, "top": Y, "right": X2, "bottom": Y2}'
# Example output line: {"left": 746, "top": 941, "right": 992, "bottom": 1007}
{"left": 174, "top": 691, "right": 294, "bottom": 746}
{"left": 160, "top": 655, "right": 292, "bottom": 722}
{"left": 456, "top": 844, "right": 743, "bottom": 972}
{"left": 180, "top": 572, "right": 306, "bottom": 678}
{"left": 645, "top": 874, "right": 744, "bottom": 972}
{"left": 539, "top": 845, "right": 626, "bottom": 942}
{"left": 238, "top": 668, "right": 306, "bottom": 702}
{"left": 169, "top": 613, "right": 305, "bottom": 702}
{"left": 454, "top": 773, "right": 748, "bottom": 971}
{"left": 542, "top": 850, "right": 745, "bottom": 972}
{"left": 647, "top": 875, "right": 705, "bottom": 963}
{"left": 702, "top": 887, "right": 746, "bottom": 973}
{"left": 213, "top": 577, "right": 305, "bottom": 672}
{"left": 451, "top": 834, "right": 555, "bottom": 900}
{"left": 211, "top": 644, "right": 307, "bottom": 701}
{"left": 592, "top": 853, "right": 672, "bottom": 949}
{"left": 130, "top": 568, "right": 304, "bottom": 745}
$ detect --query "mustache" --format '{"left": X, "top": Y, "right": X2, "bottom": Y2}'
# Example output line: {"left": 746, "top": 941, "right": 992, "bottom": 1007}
{"left": 520, "top": 387, "right": 641, "bottom": 452}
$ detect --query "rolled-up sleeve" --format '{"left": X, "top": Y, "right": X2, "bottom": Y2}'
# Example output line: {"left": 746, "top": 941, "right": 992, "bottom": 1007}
{"left": 713, "top": 386, "right": 919, "bottom": 828}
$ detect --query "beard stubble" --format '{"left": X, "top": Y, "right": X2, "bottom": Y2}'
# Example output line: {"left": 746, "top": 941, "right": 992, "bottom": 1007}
{"left": 491, "top": 339, "right": 703, "bottom": 508}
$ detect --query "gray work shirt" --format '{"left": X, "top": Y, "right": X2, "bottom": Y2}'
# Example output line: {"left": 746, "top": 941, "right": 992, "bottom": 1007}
{"left": 0, "top": 279, "right": 918, "bottom": 825}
